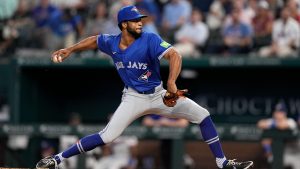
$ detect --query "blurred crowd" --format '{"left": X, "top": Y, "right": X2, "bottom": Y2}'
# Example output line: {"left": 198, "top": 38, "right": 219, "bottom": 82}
{"left": 257, "top": 102, "right": 300, "bottom": 168}
{"left": 0, "top": 0, "right": 300, "bottom": 58}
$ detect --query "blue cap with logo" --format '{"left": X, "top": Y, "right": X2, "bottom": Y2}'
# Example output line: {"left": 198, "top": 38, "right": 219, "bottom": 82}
{"left": 117, "top": 5, "right": 147, "bottom": 25}
{"left": 274, "top": 102, "right": 287, "bottom": 113}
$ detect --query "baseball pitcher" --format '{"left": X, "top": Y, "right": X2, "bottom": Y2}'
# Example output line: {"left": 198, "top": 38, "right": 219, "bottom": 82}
{"left": 36, "top": 5, "right": 253, "bottom": 169}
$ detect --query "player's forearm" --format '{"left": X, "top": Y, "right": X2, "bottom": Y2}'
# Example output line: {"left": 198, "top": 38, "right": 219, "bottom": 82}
{"left": 166, "top": 48, "right": 182, "bottom": 85}
{"left": 67, "top": 36, "right": 98, "bottom": 53}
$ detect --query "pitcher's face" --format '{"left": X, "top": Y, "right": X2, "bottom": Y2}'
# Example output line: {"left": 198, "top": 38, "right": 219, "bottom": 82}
{"left": 126, "top": 18, "right": 143, "bottom": 37}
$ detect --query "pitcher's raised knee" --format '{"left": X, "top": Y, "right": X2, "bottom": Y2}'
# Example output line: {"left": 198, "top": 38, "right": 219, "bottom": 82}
{"left": 193, "top": 108, "right": 210, "bottom": 124}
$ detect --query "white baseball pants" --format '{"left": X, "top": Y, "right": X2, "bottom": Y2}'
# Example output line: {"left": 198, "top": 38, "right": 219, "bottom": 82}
{"left": 99, "top": 84, "right": 210, "bottom": 143}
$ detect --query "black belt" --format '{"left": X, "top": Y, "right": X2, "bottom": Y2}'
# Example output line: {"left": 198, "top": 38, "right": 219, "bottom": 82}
{"left": 125, "top": 86, "right": 155, "bottom": 94}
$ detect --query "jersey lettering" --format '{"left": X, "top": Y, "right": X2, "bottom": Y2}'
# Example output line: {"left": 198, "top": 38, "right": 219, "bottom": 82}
{"left": 115, "top": 62, "right": 124, "bottom": 70}
{"left": 127, "top": 61, "right": 147, "bottom": 70}
{"left": 138, "top": 62, "right": 144, "bottom": 69}
{"left": 97, "top": 32, "right": 170, "bottom": 92}
{"left": 128, "top": 61, "right": 138, "bottom": 69}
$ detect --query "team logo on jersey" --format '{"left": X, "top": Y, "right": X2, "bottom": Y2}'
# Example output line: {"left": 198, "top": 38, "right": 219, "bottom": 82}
{"left": 138, "top": 70, "right": 152, "bottom": 82}
{"left": 160, "top": 41, "right": 171, "bottom": 48}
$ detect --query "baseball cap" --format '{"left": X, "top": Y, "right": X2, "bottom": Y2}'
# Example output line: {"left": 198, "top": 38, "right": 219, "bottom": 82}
{"left": 117, "top": 5, "right": 147, "bottom": 25}
{"left": 41, "top": 140, "right": 55, "bottom": 150}
{"left": 258, "top": 0, "right": 269, "bottom": 9}
{"left": 274, "top": 102, "right": 287, "bottom": 113}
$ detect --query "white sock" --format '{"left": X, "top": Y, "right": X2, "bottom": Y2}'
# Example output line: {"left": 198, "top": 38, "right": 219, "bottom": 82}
{"left": 216, "top": 156, "right": 227, "bottom": 168}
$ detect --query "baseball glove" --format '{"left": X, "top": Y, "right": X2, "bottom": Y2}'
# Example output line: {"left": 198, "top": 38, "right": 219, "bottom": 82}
{"left": 162, "top": 89, "right": 189, "bottom": 107}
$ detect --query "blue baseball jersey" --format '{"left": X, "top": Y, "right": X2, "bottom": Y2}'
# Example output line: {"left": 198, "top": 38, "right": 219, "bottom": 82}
{"left": 97, "top": 32, "right": 172, "bottom": 92}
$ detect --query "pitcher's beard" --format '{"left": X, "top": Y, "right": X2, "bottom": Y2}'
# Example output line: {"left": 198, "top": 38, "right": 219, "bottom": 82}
{"left": 127, "top": 27, "right": 142, "bottom": 39}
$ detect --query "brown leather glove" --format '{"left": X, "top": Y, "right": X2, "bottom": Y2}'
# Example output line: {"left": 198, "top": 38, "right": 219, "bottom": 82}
{"left": 162, "top": 89, "right": 189, "bottom": 107}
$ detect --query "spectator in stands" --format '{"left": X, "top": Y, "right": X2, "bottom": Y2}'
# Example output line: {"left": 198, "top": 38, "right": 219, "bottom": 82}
{"left": 46, "top": 8, "right": 83, "bottom": 50}
{"left": 110, "top": 136, "right": 139, "bottom": 169}
{"left": 50, "top": 0, "right": 86, "bottom": 9}
{"left": 109, "top": 0, "right": 135, "bottom": 19}
{"left": 252, "top": 0, "right": 274, "bottom": 50}
{"left": 135, "top": 0, "right": 161, "bottom": 25}
{"left": 102, "top": 13, "right": 120, "bottom": 35}
{"left": 0, "top": 19, "right": 19, "bottom": 56}
{"left": 32, "top": 0, "right": 58, "bottom": 28}
{"left": 205, "top": 0, "right": 232, "bottom": 54}
{"left": 31, "top": 0, "right": 59, "bottom": 48}
{"left": 85, "top": 113, "right": 139, "bottom": 169}
{"left": 223, "top": 0, "right": 256, "bottom": 28}
{"left": 84, "top": 2, "right": 109, "bottom": 37}
{"left": 139, "top": 8, "right": 159, "bottom": 35}
{"left": 174, "top": 8, "right": 209, "bottom": 58}
{"left": 206, "top": 0, "right": 230, "bottom": 31}
{"left": 266, "top": 0, "right": 283, "bottom": 12}
{"left": 237, "top": 0, "right": 257, "bottom": 25}
{"left": 286, "top": 0, "right": 300, "bottom": 23}
{"left": 257, "top": 102, "right": 297, "bottom": 164}
{"left": 49, "top": 0, "right": 88, "bottom": 23}
{"left": 283, "top": 110, "right": 300, "bottom": 169}
{"left": 106, "top": 0, "right": 135, "bottom": 35}
{"left": 11, "top": 0, "right": 36, "bottom": 48}
{"left": 1, "top": 0, "right": 32, "bottom": 53}
{"left": 161, "top": 0, "right": 192, "bottom": 43}
{"left": 142, "top": 115, "right": 194, "bottom": 169}
{"left": 86, "top": 136, "right": 138, "bottom": 169}
{"left": 258, "top": 7, "right": 300, "bottom": 57}
{"left": 191, "top": 0, "right": 214, "bottom": 13}
{"left": 86, "top": 146, "right": 111, "bottom": 169}
{"left": 59, "top": 112, "right": 81, "bottom": 169}
{"left": 82, "top": 2, "right": 120, "bottom": 57}
{"left": 222, "top": 7, "right": 253, "bottom": 55}
{"left": 40, "top": 140, "right": 57, "bottom": 159}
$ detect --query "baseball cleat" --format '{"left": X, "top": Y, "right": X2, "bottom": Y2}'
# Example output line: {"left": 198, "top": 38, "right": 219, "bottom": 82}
{"left": 223, "top": 159, "right": 254, "bottom": 169}
{"left": 36, "top": 156, "right": 58, "bottom": 169}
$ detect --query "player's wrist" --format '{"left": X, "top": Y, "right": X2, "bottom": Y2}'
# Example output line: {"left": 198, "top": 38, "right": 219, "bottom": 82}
{"left": 67, "top": 47, "right": 75, "bottom": 53}
{"left": 167, "top": 81, "right": 177, "bottom": 92}
{"left": 167, "top": 80, "right": 176, "bottom": 87}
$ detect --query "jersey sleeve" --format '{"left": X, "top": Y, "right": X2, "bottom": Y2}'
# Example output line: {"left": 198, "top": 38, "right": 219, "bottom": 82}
{"left": 97, "top": 34, "right": 112, "bottom": 55}
{"left": 148, "top": 33, "right": 172, "bottom": 60}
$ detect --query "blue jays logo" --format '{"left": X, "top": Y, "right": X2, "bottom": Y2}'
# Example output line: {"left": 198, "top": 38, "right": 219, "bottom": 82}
{"left": 131, "top": 7, "right": 139, "bottom": 13}
{"left": 138, "top": 70, "right": 152, "bottom": 82}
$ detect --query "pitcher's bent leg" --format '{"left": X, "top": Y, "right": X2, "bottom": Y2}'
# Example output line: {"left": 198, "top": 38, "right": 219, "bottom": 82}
{"left": 172, "top": 98, "right": 228, "bottom": 168}
{"left": 99, "top": 98, "right": 146, "bottom": 143}
{"left": 170, "top": 97, "right": 209, "bottom": 123}
{"left": 53, "top": 94, "right": 147, "bottom": 165}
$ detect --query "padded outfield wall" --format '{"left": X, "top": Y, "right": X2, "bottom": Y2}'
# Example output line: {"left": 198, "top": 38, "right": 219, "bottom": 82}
{"left": 4, "top": 56, "right": 300, "bottom": 124}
